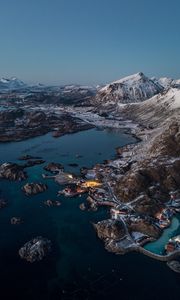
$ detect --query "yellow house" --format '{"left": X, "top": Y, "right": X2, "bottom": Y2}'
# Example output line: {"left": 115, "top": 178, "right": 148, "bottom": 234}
{"left": 81, "top": 180, "right": 102, "bottom": 188}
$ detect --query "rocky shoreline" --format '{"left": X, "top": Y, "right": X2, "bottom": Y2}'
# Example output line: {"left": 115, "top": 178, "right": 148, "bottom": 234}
{"left": 0, "top": 101, "right": 180, "bottom": 271}
{"left": 69, "top": 108, "right": 180, "bottom": 269}
{"left": 0, "top": 108, "right": 94, "bottom": 142}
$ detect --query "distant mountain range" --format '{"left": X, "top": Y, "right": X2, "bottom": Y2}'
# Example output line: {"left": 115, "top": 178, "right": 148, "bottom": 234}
{"left": 0, "top": 77, "right": 99, "bottom": 106}
{"left": 0, "top": 77, "right": 97, "bottom": 93}
{"left": 0, "top": 77, "right": 27, "bottom": 90}
{"left": 0, "top": 73, "right": 180, "bottom": 110}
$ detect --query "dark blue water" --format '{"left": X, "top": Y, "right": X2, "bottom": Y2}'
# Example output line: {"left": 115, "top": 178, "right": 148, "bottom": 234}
{"left": 0, "top": 129, "right": 179, "bottom": 300}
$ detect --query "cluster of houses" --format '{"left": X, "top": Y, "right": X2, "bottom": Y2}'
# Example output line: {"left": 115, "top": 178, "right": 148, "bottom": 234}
{"left": 58, "top": 185, "right": 87, "bottom": 197}
{"left": 53, "top": 163, "right": 180, "bottom": 252}
{"left": 111, "top": 202, "right": 176, "bottom": 231}
{"left": 154, "top": 208, "right": 174, "bottom": 229}
{"left": 165, "top": 235, "right": 180, "bottom": 253}
{"left": 58, "top": 175, "right": 103, "bottom": 198}
{"left": 109, "top": 190, "right": 180, "bottom": 249}
{"left": 130, "top": 231, "right": 152, "bottom": 246}
{"left": 110, "top": 207, "right": 129, "bottom": 220}
{"left": 167, "top": 191, "right": 180, "bottom": 212}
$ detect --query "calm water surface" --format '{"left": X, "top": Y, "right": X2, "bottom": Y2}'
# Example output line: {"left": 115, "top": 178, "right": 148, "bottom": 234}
{"left": 145, "top": 217, "right": 180, "bottom": 255}
{"left": 0, "top": 129, "right": 179, "bottom": 300}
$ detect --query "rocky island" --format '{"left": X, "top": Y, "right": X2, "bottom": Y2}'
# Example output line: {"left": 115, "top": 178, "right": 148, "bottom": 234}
{"left": 22, "top": 183, "right": 48, "bottom": 195}
{"left": 0, "top": 97, "right": 94, "bottom": 142}
{"left": 0, "top": 163, "right": 27, "bottom": 181}
{"left": 19, "top": 237, "right": 52, "bottom": 263}
{"left": 0, "top": 199, "right": 7, "bottom": 209}
{"left": 11, "top": 217, "right": 23, "bottom": 225}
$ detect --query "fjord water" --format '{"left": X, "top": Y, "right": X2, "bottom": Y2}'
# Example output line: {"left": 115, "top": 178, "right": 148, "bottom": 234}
{"left": 145, "top": 217, "right": 180, "bottom": 255}
{"left": 0, "top": 129, "right": 179, "bottom": 300}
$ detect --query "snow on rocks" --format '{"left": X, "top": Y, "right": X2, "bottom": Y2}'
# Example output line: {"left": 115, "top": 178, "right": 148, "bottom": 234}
{"left": 120, "top": 88, "right": 180, "bottom": 128}
{"left": 19, "top": 237, "right": 52, "bottom": 263}
{"left": 92, "top": 72, "right": 163, "bottom": 107}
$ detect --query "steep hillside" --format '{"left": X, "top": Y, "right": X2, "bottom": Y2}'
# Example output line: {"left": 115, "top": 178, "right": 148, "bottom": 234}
{"left": 120, "top": 88, "right": 180, "bottom": 128}
{"left": 92, "top": 72, "right": 163, "bottom": 108}
{"left": 152, "top": 77, "right": 180, "bottom": 89}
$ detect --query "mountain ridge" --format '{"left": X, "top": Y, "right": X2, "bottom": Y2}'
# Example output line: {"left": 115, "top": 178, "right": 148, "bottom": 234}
{"left": 119, "top": 88, "right": 180, "bottom": 128}
{"left": 92, "top": 72, "right": 165, "bottom": 108}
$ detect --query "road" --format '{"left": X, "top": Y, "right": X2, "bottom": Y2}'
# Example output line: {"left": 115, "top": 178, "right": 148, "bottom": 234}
{"left": 103, "top": 175, "right": 134, "bottom": 242}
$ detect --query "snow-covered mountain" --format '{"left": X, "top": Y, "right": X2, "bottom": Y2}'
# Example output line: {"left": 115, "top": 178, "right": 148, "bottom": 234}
{"left": 121, "top": 88, "right": 180, "bottom": 128}
{"left": 0, "top": 77, "right": 27, "bottom": 91}
{"left": 151, "top": 77, "right": 180, "bottom": 89}
{"left": 61, "top": 84, "right": 96, "bottom": 95}
{"left": 0, "top": 77, "right": 97, "bottom": 97}
{"left": 92, "top": 72, "right": 164, "bottom": 108}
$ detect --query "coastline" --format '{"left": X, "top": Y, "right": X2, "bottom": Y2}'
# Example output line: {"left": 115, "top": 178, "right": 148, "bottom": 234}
{"left": 66, "top": 106, "right": 180, "bottom": 269}
{"left": 0, "top": 103, "right": 180, "bottom": 272}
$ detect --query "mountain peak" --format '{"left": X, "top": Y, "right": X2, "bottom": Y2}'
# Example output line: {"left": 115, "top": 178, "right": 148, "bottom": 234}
{"left": 110, "top": 72, "right": 147, "bottom": 86}
{"left": 93, "top": 72, "right": 164, "bottom": 107}
{"left": 0, "top": 77, "right": 26, "bottom": 90}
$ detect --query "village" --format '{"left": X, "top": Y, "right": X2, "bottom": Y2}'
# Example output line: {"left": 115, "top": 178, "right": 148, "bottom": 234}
{"left": 42, "top": 158, "right": 180, "bottom": 256}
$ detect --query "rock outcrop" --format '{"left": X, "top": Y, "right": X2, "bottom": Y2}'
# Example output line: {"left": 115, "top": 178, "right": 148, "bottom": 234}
{"left": 19, "top": 237, "right": 52, "bottom": 262}
{"left": 94, "top": 219, "right": 126, "bottom": 241}
{"left": 44, "top": 199, "right": 61, "bottom": 207}
{"left": 0, "top": 199, "right": 7, "bottom": 209}
{"left": 167, "top": 260, "right": 180, "bottom": 273}
{"left": 128, "top": 219, "right": 162, "bottom": 239}
{"left": 0, "top": 163, "right": 27, "bottom": 181}
{"left": 22, "top": 183, "right": 48, "bottom": 195}
{"left": 44, "top": 162, "right": 64, "bottom": 173}
{"left": 11, "top": 217, "right": 23, "bottom": 225}
{"left": 148, "top": 121, "right": 180, "bottom": 157}
{"left": 18, "top": 155, "right": 42, "bottom": 161}
{"left": 23, "top": 160, "right": 45, "bottom": 168}
{"left": 114, "top": 120, "right": 180, "bottom": 210}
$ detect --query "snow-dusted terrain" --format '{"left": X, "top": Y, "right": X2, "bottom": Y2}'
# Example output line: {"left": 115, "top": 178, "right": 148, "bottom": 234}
{"left": 62, "top": 106, "right": 139, "bottom": 130}
{"left": 1, "top": 73, "right": 180, "bottom": 123}
{"left": 151, "top": 77, "right": 180, "bottom": 89}
{"left": 1, "top": 72, "right": 179, "bottom": 107}
{"left": 92, "top": 72, "right": 164, "bottom": 107}
{"left": 0, "top": 77, "right": 26, "bottom": 91}
{"left": 120, "top": 88, "right": 180, "bottom": 128}
{"left": 0, "top": 77, "right": 97, "bottom": 105}
{"left": 0, "top": 77, "right": 94, "bottom": 91}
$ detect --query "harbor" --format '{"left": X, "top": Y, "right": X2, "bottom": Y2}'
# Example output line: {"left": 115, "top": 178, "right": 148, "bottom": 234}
{"left": 41, "top": 147, "right": 180, "bottom": 267}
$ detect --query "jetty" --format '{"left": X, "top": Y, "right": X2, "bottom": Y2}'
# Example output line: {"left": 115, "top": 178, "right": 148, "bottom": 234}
{"left": 135, "top": 246, "right": 180, "bottom": 262}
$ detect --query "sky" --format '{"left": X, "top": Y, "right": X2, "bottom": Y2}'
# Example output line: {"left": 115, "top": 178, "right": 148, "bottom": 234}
{"left": 0, "top": 0, "right": 179, "bottom": 85}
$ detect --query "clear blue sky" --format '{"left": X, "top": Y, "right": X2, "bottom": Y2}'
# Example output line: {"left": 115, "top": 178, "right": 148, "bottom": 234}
{"left": 0, "top": 0, "right": 179, "bottom": 85}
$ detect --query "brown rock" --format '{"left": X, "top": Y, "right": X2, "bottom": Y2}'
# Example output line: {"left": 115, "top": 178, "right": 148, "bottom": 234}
{"left": 128, "top": 218, "right": 162, "bottom": 239}
{"left": 115, "top": 171, "right": 148, "bottom": 202}
{"left": 134, "top": 194, "right": 163, "bottom": 216}
{"left": 0, "top": 163, "right": 27, "bottom": 181}
{"left": 44, "top": 199, "right": 61, "bottom": 207}
{"left": 22, "top": 183, "right": 48, "bottom": 195}
{"left": 19, "top": 236, "right": 52, "bottom": 263}
{"left": 94, "top": 219, "right": 126, "bottom": 241}
{"left": 44, "top": 162, "right": 64, "bottom": 173}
